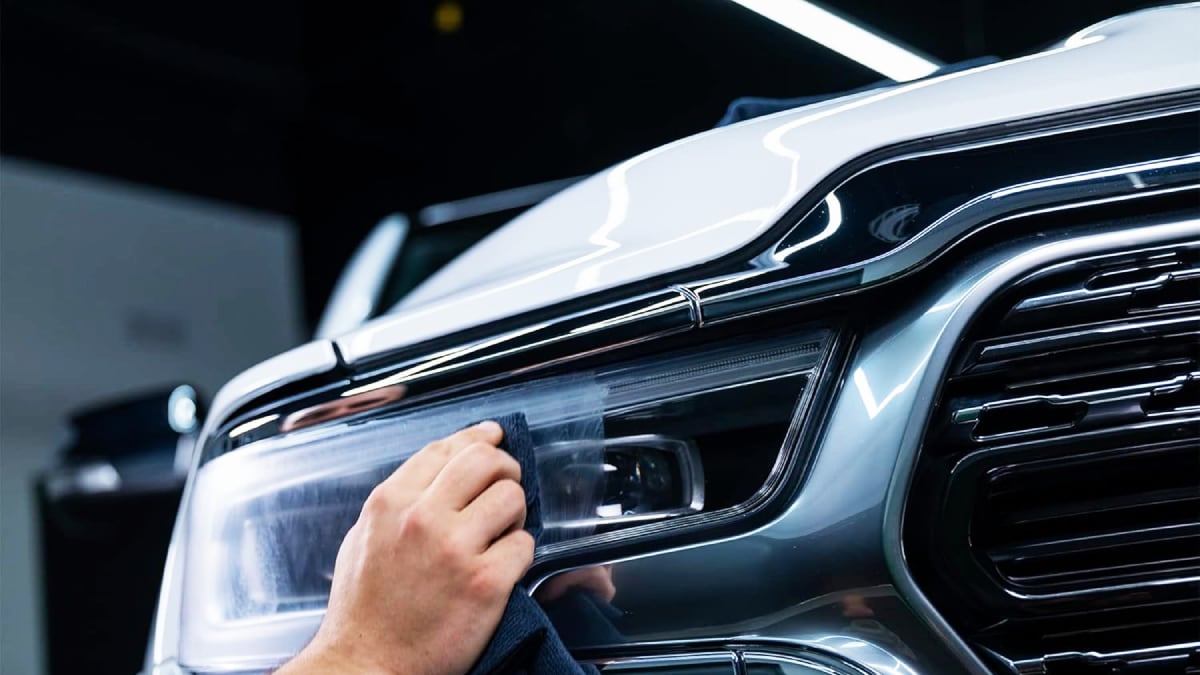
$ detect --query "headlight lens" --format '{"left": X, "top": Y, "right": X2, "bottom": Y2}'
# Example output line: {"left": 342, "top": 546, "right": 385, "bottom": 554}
{"left": 180, "top": 327, "right": 834, "bottom": 670}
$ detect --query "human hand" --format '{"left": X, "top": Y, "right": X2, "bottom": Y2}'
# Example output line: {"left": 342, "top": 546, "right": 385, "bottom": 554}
{"left": 279, "top": 421, "right": 534, "bottom": 675}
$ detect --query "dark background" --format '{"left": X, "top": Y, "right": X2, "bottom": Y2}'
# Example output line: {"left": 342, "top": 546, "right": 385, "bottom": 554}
{"left": 0, "top": 0, "right": 1169, "bottom": 330}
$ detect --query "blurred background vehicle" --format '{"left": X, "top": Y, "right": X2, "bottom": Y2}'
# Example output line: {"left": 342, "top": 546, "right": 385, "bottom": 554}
{"left": 0, "top": 2, "right": 1183, "bottom": 674}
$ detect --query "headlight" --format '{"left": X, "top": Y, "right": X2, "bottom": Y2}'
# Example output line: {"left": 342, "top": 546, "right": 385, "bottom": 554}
{"left": 180, "top": 326, "right": 835, "bottom": 671}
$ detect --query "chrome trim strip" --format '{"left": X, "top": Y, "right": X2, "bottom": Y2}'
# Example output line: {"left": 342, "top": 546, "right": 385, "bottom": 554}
{"left": 1012, "top": 241, "right": 1200, "bottom": 311}
{"left": 742, "top": 649, "right": 875, "bottom": 675}
{"left": 1001, "top": 569, "right": 1200, "bottom": 602}
{"left": 341, "top": 288, "right": 696, "bottom": 395}
{"left": 595, "top": 651, "right": 738, "bottom": 671}
{"left": 1010, "top": 640, "right": 1200, "bottom": 672}
{"left": 953, "top": 369, "right": 1200, "bottom": 440}
{"left": 975, "top": 314, "right": 1199, "bottom": 363}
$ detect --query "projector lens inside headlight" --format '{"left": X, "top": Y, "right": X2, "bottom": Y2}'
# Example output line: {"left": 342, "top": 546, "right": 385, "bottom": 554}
{"left": 180, "top": 327, "right": 834, "bottom": 670}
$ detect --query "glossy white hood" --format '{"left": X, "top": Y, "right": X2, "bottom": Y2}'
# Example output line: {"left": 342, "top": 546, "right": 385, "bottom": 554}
{"left": 337, "top": 4, "right": 1200, "bottom": 364}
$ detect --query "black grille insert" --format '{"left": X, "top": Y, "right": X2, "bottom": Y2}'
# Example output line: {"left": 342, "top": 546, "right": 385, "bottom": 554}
{"left": 978, "top": 439, "right": 1199, "bottom": 592}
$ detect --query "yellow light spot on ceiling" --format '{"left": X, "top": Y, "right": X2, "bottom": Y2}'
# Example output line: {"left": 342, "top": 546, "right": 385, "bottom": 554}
{"left": 434, "top": 1, "right": 463, "bottom": 34}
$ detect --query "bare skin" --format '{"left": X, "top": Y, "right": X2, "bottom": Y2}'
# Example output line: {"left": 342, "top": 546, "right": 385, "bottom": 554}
{"left": 277, "top": 421, "right": 534, "bottom": 675}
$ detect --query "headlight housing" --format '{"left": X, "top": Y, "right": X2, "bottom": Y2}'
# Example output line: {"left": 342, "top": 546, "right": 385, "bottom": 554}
{"left": 179, "top": 326, "right": 835, "bottom": 671}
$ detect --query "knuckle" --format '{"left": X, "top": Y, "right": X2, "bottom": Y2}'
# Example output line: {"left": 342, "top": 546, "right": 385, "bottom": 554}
{"left": 485, "top": 446, "right": 519, "bottom": 477}
{"left": 437, "top": 531, "right": 470, "bottom": 567}
{"left": 354, "top": 517, "right": 388, "bottom": 555}
{"left": 466, "top": 565, "right": 503, "bottom": 598}
{"left": 362, "top": 487, "right": 392, "bottom": 519}
{"left": 498, "top": 452, "right": 521, "bottom": 480}
{"left": 422, "top": 438, "right": 450, "bottom": 457}
{"left": 450, "top": 427, "right": 488, "bottom": 452}
{"left": 497, "top": 479, "right": 526, "bottom": 509}
{"left": 462, "top": 443, "right": 504, "bottom": 475}
{"left": 457, "top": 426, "right": 486, "bottom": 443}
{"left": 466, "top": 441, "right": 497, "bottom": 461}
{"left": 398, "top": 502, "right": 432, "bottom": 538}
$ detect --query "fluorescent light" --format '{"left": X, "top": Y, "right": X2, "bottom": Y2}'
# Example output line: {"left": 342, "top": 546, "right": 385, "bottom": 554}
{"left": 730, "top": 0, "right": 941, "bottom": 81}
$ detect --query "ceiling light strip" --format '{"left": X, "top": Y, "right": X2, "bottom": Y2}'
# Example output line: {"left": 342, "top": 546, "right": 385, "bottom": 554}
{"left": 730, "top": 0, "right": 941, "bottom": 81}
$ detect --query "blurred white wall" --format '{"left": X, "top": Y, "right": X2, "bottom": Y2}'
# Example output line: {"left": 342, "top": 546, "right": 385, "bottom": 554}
{"left": 0, "top": 157, "right": 304, "bottom": 674}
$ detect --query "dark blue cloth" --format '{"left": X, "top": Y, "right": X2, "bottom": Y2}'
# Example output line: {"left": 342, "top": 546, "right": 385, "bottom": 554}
{"left": 467, "top": 414, "right": 600, "bottom": 675}
{"left": 542, "top": 588, "right": 624, "bottom": 647}
{"left": 715, "top": 56, "right": 1000, "bottom": 127}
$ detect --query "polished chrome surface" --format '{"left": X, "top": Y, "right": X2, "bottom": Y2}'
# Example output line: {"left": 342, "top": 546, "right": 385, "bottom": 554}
{"left": 743, "top": 650, "right": 875, "bottom": 675}
{"left": 1010, "top": 240, "right": 1200, "bottom": 313}
{"left": 1006, "top": 642, "right": 1200, "bottom": 674}
{"left": 595, "top": 651, "right": 737, "bottom": 673}
{"left": 951, "top": 369, "right": 1200, "bottom": 441}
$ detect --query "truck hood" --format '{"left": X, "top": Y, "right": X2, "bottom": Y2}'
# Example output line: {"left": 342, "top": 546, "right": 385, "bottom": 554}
{"left": 337, "top": 4, "right": 1200, "bottom": 364}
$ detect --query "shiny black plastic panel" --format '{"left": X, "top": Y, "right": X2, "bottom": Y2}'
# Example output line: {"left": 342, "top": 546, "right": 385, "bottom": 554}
{"left": 691, "top": 108, "right": 1199, "bottom": 323}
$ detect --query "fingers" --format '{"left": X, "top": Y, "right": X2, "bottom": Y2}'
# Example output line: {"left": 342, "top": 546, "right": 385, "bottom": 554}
{"left": 481, "top": 528, "right": 535, "bottom": 589}
{"left": 381, "top": 421, "right": 504, "bottom": 494}
{"left": 460, "top": 479, "right": 527, "bottom": 547}
{"left": 427, "top": 441, "right": 521, "bottom": 511}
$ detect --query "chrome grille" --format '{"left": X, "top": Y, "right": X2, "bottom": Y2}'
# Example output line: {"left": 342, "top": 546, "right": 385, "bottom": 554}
{"left": 908, "top": 240, "right": 1200, "bottom": 674}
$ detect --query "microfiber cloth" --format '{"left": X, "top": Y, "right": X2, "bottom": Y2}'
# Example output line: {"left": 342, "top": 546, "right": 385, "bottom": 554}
{"left": 467, "top": 413, "right": 601, "bottom": 675}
